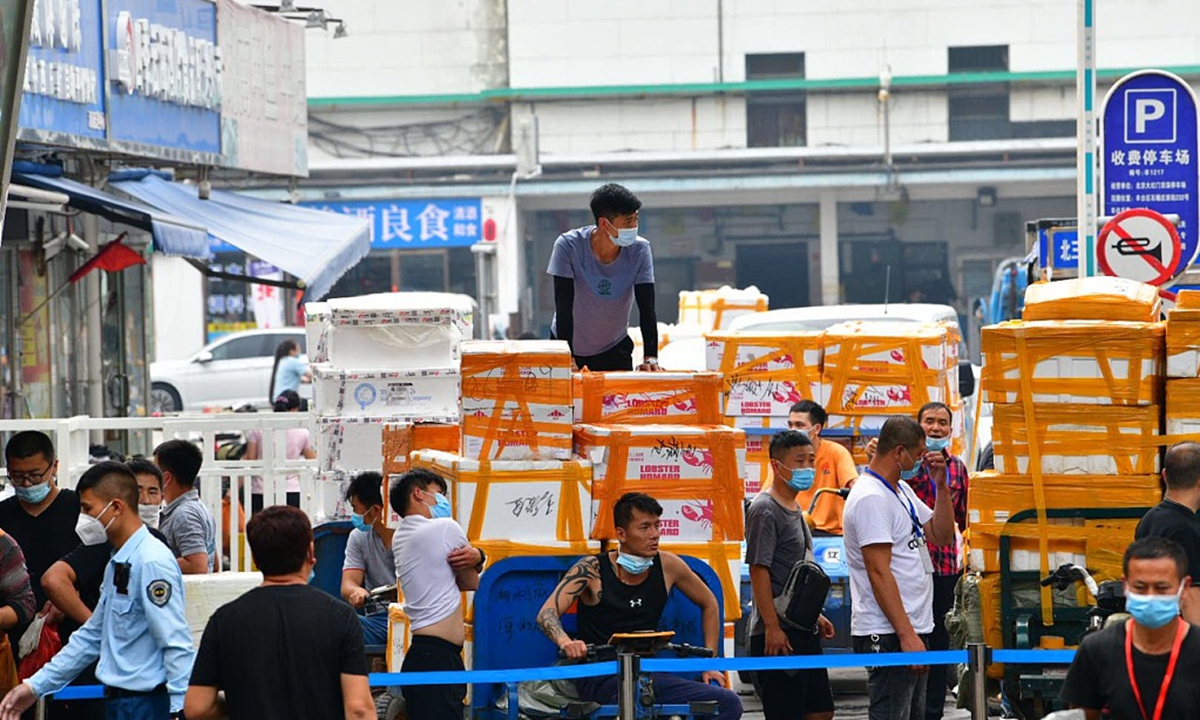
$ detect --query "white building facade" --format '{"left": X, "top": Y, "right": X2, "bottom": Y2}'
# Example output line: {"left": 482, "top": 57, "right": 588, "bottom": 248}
{"left": 286, "top": 0, "right": 1200, "bottom": 351}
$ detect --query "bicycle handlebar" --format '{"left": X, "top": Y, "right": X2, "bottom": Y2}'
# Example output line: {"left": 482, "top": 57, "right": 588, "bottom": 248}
{"left": 558, "top": 643, "right": 715, "bottom": 662}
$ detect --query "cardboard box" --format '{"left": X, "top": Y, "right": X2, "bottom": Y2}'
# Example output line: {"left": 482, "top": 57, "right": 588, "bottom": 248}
{"left": 574, "top": 371, "right": 723, "bottom": 425}
{"left": 822, "top": 321, "right": 952, "bottom": 416}
{"left": 981, "top": 320, "right": 1164, "bottom": 406}
{"left": 991, "top": 403, "right": 1161, "bottom": 475}
{"left": 461, "top": 340, "right": 573, "bottom": 461}
{"left": 408, "top": 450, "right": 594, "bottom": 546}
{"left": 303, "top": 301, "right": 331, "bottom": 364}
{"left": 575, "top": 424, "right": 746, "bottom": 542}
{"left": 705, "top": 331, "right": 823, "bottom": 416}
{"left": 325, "top": 292, "right": 473, "bottom": 370}
{"left": 312, "top": 364, "right": 461, "bottom": 418}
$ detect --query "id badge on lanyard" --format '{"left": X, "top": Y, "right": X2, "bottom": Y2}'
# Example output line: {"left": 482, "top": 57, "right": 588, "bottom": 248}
{"left": 1126, "top": 618, "right": 1186, "bottom": 720}
{"left": 866, "top": 470, "right": 933, "bottom": 575}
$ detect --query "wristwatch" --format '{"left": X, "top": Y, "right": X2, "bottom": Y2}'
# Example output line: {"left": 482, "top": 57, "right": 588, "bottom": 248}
{"left": 474, "top": 547, "right": 487, "bottom": 572}
{"left": 644, "top": 357, "right": 659, "bottom": 367}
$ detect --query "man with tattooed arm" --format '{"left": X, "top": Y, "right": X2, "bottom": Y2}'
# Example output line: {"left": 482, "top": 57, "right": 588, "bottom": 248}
{"left": 536, "top": 492, "right": 743, "bottom": 720}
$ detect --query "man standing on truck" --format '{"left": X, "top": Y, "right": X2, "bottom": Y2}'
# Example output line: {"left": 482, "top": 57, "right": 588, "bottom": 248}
{"left": 787, "top": 400, "right": 860, "bottom": 535}
{"left": 905, "top": 402, "right": 969, "bottom": 720}
{"left": 546, "top": 183, "right": 661, "bottom": 372}
{"left": 1060, "top": 537, "right": 1200, "bottom": 718}
{"left": 844, "top": 416, "right": 954, "bottom": 720}
{"left": 536, "top": 492, "right": 742, "bottom": 720}
{"left": 1134, "top": 441, "right": 1200, "bottom": 625}
{"left": 747, "top": 430, "right": 835, "bottom": 720}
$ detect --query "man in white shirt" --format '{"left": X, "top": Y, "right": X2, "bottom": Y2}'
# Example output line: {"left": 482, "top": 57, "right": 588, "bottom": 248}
{"left": 843, "top": 416, "right": 954, "bottom": 720}
{"left": 389, "top": 468, "right": 485, "bottom": 720}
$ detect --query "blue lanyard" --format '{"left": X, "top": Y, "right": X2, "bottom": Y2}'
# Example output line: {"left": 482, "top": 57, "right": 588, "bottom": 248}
{"left": 864, "top": 469, "right": 924, "bottom": 538}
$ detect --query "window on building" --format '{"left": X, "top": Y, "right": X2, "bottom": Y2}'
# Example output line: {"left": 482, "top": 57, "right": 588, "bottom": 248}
{"left": 948, "top": 45, "right": 1010, "bottom": 141}
{"left": 745, "top": 53, "right": 806, "bottom": 148}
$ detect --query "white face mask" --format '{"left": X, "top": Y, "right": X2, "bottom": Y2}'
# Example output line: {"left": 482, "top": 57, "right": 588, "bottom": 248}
{"left": 75, "top": 502, "right": 115, "bottom": 546}
{"left": 139, "top": 504, "right": 161, "bottom": 529}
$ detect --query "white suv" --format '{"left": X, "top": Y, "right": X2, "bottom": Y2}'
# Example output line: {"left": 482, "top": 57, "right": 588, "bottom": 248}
{"left": 150, "top": 328, "right": 307, "bottom": 414}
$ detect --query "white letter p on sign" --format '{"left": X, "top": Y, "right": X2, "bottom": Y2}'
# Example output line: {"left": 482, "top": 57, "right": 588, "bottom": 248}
{"left": 1136, "top": 98, "right": 1167, "bottom": 134}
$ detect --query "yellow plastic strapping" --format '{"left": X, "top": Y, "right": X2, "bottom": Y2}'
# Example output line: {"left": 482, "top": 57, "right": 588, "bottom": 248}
{"left": 580, "top": 426, "right": 746, "bottom": 543}
{"left": 990, "top": 404, "right": 1161, "bottom": 475}
{"left": 679, "top": 294, "right": 768, "bottom": 332}
{"left": 575, "top": 371, "right": 723, "bottom": 425}
{"left": 382, "top": 423, "right": 461, "bottom": 476}
{"left": 981, "top": 322, "right": 1164, "bottom": 405}
{"left": 822, "top": 331, "right": 948, "bottom": 414}
{"left": 461, "top": 351, "right": 572, "bottom": 459}
{"left": 1013, "top": 328, "right": 1055, "bottom": 627}
{"left": 710, "top": 332, "right": 822, "bottom": 401}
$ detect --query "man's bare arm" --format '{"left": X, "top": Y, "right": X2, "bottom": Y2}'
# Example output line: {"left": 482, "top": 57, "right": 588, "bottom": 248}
{"left": 536, "top": 556, "right": 599, "bottom": 646}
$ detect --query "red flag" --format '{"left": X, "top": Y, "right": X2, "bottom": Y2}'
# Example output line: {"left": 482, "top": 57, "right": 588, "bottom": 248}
{"left": 68, "top": 235, "right": 145, "bottom": 284}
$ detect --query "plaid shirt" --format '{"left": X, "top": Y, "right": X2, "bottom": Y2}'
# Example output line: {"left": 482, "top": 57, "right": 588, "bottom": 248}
{"left": 907, "top": 455, "right": 969, "bottom": 576}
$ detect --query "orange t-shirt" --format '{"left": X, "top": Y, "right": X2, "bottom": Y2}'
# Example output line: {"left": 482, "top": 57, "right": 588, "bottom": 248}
{"left": 790, "top": 440, "right": 859, "bottom": 535}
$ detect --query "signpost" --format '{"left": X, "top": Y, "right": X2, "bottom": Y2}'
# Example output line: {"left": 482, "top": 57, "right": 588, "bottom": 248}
{"left": 1076, "top": 0, "right": 1098, "bottom": 277}
{"left": 1101, "top": 70, "right": 1200, "bottom": 279}
{"left": 1097, "top": 208, "right": 1182, "bottom": 285}
{"left": 0, "top": 0, "right": 36, "bottom": 245}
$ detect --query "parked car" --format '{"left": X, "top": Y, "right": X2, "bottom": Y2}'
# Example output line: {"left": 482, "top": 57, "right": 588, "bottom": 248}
{"left": 150, "top": 328, "right": 307, "bottom": 414}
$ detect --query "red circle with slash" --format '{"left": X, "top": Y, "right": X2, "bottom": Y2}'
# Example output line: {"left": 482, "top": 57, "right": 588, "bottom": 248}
{"left": 1097, "top": 208, "right": 1182, "bottom": 286}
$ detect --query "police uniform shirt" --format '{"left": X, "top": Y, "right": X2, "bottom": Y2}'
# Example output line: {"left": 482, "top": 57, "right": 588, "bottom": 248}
{"left": 28, "top": 526, "right": 195, "bottom": 713}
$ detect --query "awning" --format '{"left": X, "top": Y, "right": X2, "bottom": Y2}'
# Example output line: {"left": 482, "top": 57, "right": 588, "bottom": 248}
{"left": 12, "top": 172, "right": 211, "bottom": 259}
{"left": 109, "top": 172, "right": 371, "bottom": 301}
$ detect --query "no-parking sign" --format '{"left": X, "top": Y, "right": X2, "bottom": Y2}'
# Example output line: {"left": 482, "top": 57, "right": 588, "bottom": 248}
{"left": 1097, "top": 208, "right": 1182, "bottom": 285}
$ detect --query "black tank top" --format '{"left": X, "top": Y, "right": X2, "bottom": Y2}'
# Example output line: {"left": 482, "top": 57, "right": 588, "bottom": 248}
{"left": 575, "top": 552, "right": 669, "bottom": 646}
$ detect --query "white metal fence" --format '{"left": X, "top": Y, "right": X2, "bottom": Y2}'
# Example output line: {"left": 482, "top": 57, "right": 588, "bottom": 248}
{"left": 0, "top": 414, "right": 328, "bottom": 572}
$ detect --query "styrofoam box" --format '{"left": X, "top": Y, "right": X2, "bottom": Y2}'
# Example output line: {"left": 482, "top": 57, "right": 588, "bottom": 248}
{"left": 968, "top": 548, "right": 1086, "bottom": 574}
{"left": 410, "top": 450, "right": 593, "bottom": 545}
{"left": 984, "top": 354, "right": 1162, "bottom": 405}
{"left": 994, "top": 442, "right": 1157, "bottom": 476}
{"left": 182, "top": 572, "right": 263, "bottom": 644}
{"left": 590, "top": 498, "right": 735, "bottom": 543}
{"left": 461, "top": 397, "right": 573, "bottom": 461}
{"left": 313, "top": 364, "right": 461, "bottom": 418}
{"left": 316, "top": 471, "right": 354, "bottom": 521}
{"left": 1168, "top": 351, "right": 1200, "bottom": 378}
{"left": 822, "top": 321, "right": 951, "bottom": 373}
{"left": 576, "top": 425, "right": 747, "bottom": 484}
{"left": 304, "top": 301, "right": 331, "bottom": 364}
{"left": 325, "top": 292, "right": 473, "bottom": 370}
{"left": 822, "top": 379, "right": 950, "bottom": 414}
{"left": 1168, "top": 415, "right": 1200, "bottom": 435}
{"left": 316, "top": 415, "right": 458, "bottom": 473}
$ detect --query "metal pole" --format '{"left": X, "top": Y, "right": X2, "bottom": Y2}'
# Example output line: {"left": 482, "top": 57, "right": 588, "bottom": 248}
{"left": 1076, "top": 0, "right": 1098, "bottom": 276}
{"left": 618, "top": 652, "right": 639, "bottom": 720}
{"left": 83, "top": 214, "right": 104, "bottom": 443}
{"left": 967, "top": 642, "right": 990, "bottom": 720}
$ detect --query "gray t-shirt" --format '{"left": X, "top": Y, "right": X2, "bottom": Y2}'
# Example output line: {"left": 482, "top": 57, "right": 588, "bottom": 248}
{"left": 546, "top": 226, "right": 655, "bottom": 357}
{"left": 745, "top": 491, "right": 812, "bottom": 636}
{"left": 160, "top": 489, "right": 217, "bottom": 573}
{"left": 343, "top": 528, "right": 395, "bottom": 592}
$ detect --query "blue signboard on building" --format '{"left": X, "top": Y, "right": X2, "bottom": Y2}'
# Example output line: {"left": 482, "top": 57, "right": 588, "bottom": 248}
{"left": 305, "top": 199, "right": 485, "bottom": 249}
{"left": 1101, "top": 70, "right": 1200, "bottom": 277}
{"left": 105, "top": 0, "right": 221, "bottom": 158}
{"left": 18, "top": 0, "right": 107, "bottom": 143}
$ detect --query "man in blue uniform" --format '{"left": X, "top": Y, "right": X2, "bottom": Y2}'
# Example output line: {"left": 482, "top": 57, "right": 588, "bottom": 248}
{"left": 0, "top": 461, "right": 194, "bottom": 720}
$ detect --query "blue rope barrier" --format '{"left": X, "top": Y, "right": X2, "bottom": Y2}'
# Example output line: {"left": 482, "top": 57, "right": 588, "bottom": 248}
{"left": 46, "top": 648, "right": 1079, "bottom": 697}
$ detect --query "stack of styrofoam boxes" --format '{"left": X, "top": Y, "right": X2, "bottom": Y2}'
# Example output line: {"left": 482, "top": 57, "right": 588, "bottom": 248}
{"left": 575, "top": 421, "right": 746, "bottom": 654}
{"left": 1166, "top": 290, "right": 1200, "bottom": 446}
{"left": 384, "top": 340, "right": 596, "bottom": 673}
{"left": 821, "top": 321, "right": 964, "bottom": 460}
{"left": 307, "top": 292, "right": 471, "bottom": 520}
{"left": 703, "top": 331, "right": 823, "bottom": 499}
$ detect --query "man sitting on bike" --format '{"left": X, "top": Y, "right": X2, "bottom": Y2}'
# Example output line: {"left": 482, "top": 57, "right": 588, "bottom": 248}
{"left": 536, "top": 492, "right": 743, "bottom": 720}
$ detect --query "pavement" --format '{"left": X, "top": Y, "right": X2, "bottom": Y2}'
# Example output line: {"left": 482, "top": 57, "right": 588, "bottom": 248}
{"left": 736, "top": 667, "right": 978, "bottom": 720}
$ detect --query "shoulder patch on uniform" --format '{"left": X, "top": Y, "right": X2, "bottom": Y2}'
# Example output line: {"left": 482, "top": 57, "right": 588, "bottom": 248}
{"left": 146, "top": 579, "right": 172, "bottom": 607}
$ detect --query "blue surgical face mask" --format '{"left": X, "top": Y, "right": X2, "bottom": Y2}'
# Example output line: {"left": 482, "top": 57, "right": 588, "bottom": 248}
{"left": 926, "top": 437, "right": 950, "bottom": 452}
{"left": 426, "top": 492, "right": 453, "bottom": 519}
{"left": 350, "top": 511, "right": 372, "bottom": 533}
{"left": 14, "top": 481, "right": 51, "bottom": 505}
{"left": 899, "top": 455, "right": 924, "bottom": 482}
{"left": 1126, "top": 588, "right": 1183, "bottom": 629}
{"left": 611, "top": 225, "right": 639, "bottom": 248}
{"left": 308, "top": 568, "right": 316, "bottom": 584}
{"left": 616, "top": 552, "right": 654, "bottom": 575}
{"left": 786, "top": 467, "right": 816, "bottom": 492}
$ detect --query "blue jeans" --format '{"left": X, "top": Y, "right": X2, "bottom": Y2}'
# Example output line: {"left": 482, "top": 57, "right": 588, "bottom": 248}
{"left": 104, "top": 694, "right": 169, "bottom": 720}
{"left": 575, "top": 673, "right": 742, "bottom": 720}
{"left": 360, "top": 611, "right": 390, "bottom": 646}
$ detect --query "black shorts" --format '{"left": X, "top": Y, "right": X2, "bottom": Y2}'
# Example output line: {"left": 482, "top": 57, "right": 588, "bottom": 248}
{"left": 401, "top": 635, "right": 465, "bottom": 720}
{"left": 750, "top": 629, "right": 835, "bottom": 720}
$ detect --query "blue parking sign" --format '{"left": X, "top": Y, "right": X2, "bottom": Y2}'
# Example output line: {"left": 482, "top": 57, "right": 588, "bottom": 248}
{"left": 1102, "top": 70, "right": 1200, "bottom": 277}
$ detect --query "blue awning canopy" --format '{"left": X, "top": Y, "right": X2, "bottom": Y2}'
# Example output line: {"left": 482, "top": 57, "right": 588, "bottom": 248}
{"left": 109, "top": 172, "right": 371, "bottom": 300}
{"left": 12, "top": 172, "right": 211, "bottom": 259}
